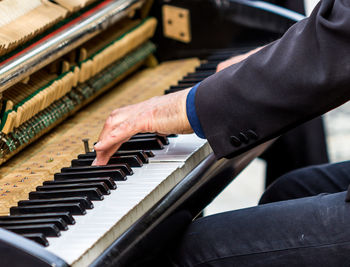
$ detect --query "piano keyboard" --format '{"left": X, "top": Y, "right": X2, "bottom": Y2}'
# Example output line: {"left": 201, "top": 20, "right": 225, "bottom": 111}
{"left": 46, "top": 134, "right": 209, "bottom": 266}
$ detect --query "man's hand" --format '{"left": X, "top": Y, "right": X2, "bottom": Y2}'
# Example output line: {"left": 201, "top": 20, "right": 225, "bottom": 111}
{"left": 93, "top": 88, "right": 193, "bottom": 165}
{"left": 216, "top": 46, "right": 264, "bottom": 72}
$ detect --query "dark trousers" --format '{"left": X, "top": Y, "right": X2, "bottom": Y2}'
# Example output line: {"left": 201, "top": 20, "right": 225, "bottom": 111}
{"left": 169, "top": 161, "right": 350, "bottom": 266}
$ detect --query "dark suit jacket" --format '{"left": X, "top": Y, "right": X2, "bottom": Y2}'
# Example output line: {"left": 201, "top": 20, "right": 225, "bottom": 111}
{"left": 196, "top": 0, "right": 350, "bottom": 159}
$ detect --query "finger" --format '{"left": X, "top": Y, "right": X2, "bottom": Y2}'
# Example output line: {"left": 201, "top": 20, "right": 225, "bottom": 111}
{"left": 93, "top": 143, "right": 120, "bottom": 166}
{"left": 98, "top": 115, "right": 114, "bottom": 144}
{"left": 94, "top": 126, "right": 134, "bottom": 165}
{"left": 98, "top": 109, "right": 129, "bottom": 142}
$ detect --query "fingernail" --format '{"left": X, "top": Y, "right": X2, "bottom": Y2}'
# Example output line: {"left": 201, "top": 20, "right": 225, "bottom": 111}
{"left": 94, "top": 141, "right": 101, "bottom": 149}
{"left": 92, "top": 158, "right": 97, "bottom": 166}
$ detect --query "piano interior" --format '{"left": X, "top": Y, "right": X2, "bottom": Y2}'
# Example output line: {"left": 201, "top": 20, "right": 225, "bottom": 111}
{"left": 0, "top": 0, "right": 301, "bottom": 266}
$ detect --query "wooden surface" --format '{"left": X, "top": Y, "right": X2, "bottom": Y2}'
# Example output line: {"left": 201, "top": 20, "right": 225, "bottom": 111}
{"left": 0, "top": 58, "right": 200, "bottom": 215}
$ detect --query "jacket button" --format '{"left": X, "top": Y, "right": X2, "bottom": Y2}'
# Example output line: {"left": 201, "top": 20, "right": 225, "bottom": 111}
{"left": 230, "top": 136, "right": 241, "bottom": 147}
{"left": 247, "top": 130, "right": 258, "bottom": 140}
{"left": 238, "top": 132, "right": 249, "bottom": 143}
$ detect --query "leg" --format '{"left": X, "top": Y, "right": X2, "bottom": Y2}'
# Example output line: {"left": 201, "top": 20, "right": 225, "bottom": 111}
{"left": 260, "top": 161, "right": 350, "bottom": 204}
{"left": 169, "top": 191, "right": 350, "bottom": 267}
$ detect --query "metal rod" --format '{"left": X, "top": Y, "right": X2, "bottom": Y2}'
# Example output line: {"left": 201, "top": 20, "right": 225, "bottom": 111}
{"left": 0, "top": 0, "right": 145, "bottom": 93}
{"left": 82, "top": 139, "right": 90, "bottom": 153}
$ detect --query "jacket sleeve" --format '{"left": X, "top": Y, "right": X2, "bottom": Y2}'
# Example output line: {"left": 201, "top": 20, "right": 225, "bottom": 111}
{"left": 195, "top": 0, "right": 350, "bottom": 159}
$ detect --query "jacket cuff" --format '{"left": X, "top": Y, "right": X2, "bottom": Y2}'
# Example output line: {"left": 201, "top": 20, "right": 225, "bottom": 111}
{"left": 186, "top": 84, "right": 206, "bottom": 139}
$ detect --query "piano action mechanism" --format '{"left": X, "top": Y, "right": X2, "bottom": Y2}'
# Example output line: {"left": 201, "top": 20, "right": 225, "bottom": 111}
{"left": 0, "top": 0, "right": 301, "bottom": 266}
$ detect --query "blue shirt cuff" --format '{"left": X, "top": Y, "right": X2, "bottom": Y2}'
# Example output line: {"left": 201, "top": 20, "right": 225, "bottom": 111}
{"left": 186, "top": 83, "right": 206, "bottom": 139}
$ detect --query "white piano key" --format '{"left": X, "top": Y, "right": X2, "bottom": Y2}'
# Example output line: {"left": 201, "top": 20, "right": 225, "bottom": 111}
{"left": 45, "top": 134, "right": 211, "bottom": 266}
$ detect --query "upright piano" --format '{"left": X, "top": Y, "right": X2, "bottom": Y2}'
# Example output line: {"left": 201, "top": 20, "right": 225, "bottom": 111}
{"left": 0, "top": 0, "right": 303, "bottom": 266}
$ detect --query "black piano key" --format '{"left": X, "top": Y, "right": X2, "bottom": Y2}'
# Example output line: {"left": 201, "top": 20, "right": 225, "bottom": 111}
{"left": 22, "top": 233, "right": 49, "bottom": 247}
{"left": 0, "top": 218, "right": 68, "bottom": 231}
{"left": 195, "top": 66, "right": 216, "bottom": 72}
{"left": 18, "top": 196, "right": 94, "bottom": 209}
{"left": 4, "top": 224, "right": 60, "bottom": 237}
{"left": 0, "top": 213, "right": 75, "bottom": 225}
{"left": 168, "top": 85, "right": 190, "bottom": 90}
{"left": 175, "top": 82, "right": 196, "bottom": 87}
{"left": 72, "top": 155, "right": 143, "bottom": 167}
{"left": 145, "top": 150, "right": 155, "bottom": 157}
{"left": 10, "top": 203, "right": 86, "bottom": 216}
{"left": 37, "top": 182, "right": 110, "bottom": 195}
{"left": 61, "top": 164, "right": 132, "bottom": 175}
{"left": 184, "top": 71, "right": 213, "bottom": 78}
{"left": 119, "top": 138, "right": 163, "bottom": 150}
{"left": 131, "top": 134, "right": 169, "bottom": 145}
{"left": 165, "top": 88, "right": 182, "bottom": 94}
{"left": 54, "top": 169, "right": 125, "bottom": 181}
{"left": 196, "top": 63, "right": 217, "bottom": 70}
{"left": 118, "top": 150, "right": 151, "bottom": 161}
{"left": 29, "top": 188, "right": 104, "bottom": 201}
{"left": 44, "top": 178, "right": 116, "bottom": 191}
{"left": 179, "top": 78, "right": 203, "bottom": 84}
{"left": 78, "top": 150, "right": 148, "bottom": 164}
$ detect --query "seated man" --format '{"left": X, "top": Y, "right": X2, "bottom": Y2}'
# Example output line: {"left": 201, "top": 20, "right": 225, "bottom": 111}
{"left": 93, "top": 0, "right": 350, "bottom": 265}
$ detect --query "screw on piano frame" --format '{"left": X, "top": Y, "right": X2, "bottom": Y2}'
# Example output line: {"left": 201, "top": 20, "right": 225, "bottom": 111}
{"left": 82, "top": 138, "right": 90, "bottom": 153}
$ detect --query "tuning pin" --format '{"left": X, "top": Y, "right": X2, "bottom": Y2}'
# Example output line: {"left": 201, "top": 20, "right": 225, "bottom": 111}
{"left": 82, "top": 138, "right": 90, "bottom": 153}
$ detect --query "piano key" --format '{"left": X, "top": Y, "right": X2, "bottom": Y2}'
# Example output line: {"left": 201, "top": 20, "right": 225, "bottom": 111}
{"left": 54, "top": 169, "right": 125, "bottom": 181}
{"left": 168, "top": 85, "right": 190, "bottom": 90}
{"left": 29, "top": 188, "right": 104, "bottom": 201}
{"left": 44, "top": 178, "right": 116, "bottom": 191}
{"left": 179, "top": 78, "right": 202, "bottom": 84}
{"left": 10, "top": 203, "right": 87, "bottom": 216}
{"left": 131, "top": 134, "right": 169, "bottom": 145}
{"left": 184, "top": 71, "right": 213, "bottom": 78}
{"left": 61, "top": 164, "right": 132, "bottom": 175}
{"left": 165, "top": 88, "right": 183, "bottom": 94}
{"left": 78, "top": 150, "right": 148, "bottom": 164}
{"left": 37, "top": 183, "right": 111, "bottom": 195}
{"left": 195, "top": 65, "right": 216, "bottom": 71}
{"left": 0, "top": 218, "right": 68, "bottom": 231}
{"left": 18, "top": 196, "right": 94, "bottom": 209}
{"left": 0, "top": 213, "right": 75, "bottom": 225}
{"left": 175, "top": 82, "right": 196, "bottom": 87}
{"left": 145, "top": 151, "right": 155, "bottom": 157}
{"left": 22, "top": 233, "right": 49, "bottom": 247}
{"left": 4, "top": 224, "right": 61, "bottom": 237}
{"left": 119, "top": 138, "right": 164, "bottom": 150}
{"left": 72, "top": 155, "right": 143, "bottom": 167}
{"left": 197, "top": 62, "right": 217, "bottom": 68}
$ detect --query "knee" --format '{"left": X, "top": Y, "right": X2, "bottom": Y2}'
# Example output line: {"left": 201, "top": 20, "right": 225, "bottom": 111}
{"left": 259, "top": 168, "right": 308, "bottom": 205}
